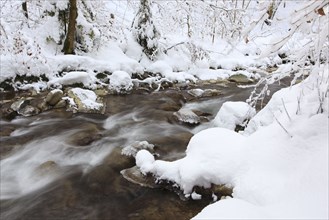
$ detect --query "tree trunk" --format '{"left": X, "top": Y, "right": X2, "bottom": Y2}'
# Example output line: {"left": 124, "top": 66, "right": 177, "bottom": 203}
{"left": 63, "top": 0, "right": 77, "bottom": 55}
{"left": 22, "top": 2, "right": 28, "bottom": 19}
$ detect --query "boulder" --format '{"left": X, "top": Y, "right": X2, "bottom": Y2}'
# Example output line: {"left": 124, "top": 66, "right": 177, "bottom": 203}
{"left": 17, "top": 105, "right": 40, "bottom": 117}
{"left": 67, "top": 88, "right": 104, "bottom": 113}
{"left": 203, "top": 89, "right": 222, "bottom": 97}
{"left": 53, "top": 99, "right": 67, "bottom": 109}
{"left": 173, "top": 109, "right": 200, "bottom": 125}
{"left": 46, "top": 89, "right": 63, "bottom": 106}
{"left": 228, "top": 74, "right": 252, "bottom": 83}
{"left": 10, "top": 99, "right": 27, "bottom": 112}
{"left": 35, "top": 160, "right": 60, "bottom": 176}
{"left": 67, "top": 124, "right": 102, "bottom": 146}
{"left": 187, "top": 89, "right": 204, "bottom": 98}
{"left": 10, "top": 99, "right": 39, "bottom": 117}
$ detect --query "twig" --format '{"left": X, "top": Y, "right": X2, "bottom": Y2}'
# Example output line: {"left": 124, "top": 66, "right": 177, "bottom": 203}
{"left": 317, "top": 87, "right": 324, "bottom": 114}
{"left": 281, "top": 98, "right": 292, "bottom": 121}
{"left": 271, "top": 110, "right": 293, "bottom": 138}
{"left": 164, "top": 41, "right": 186, "bottom": 53}
{"left": 296, "top": 91, "right": 302, "bottom": 115}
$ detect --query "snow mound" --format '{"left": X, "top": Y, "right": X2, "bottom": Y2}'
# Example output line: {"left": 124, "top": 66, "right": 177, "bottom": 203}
{"left": 48, "top": 71, "right": 93, "bottom": 87}
{"left": 109, "top": 71, "right": 133, "bottom": 93}
{"left": 213, "top": 101, "right": 256, "bottom": 130}
{"left": 136, "top": 150, "right": 155, "bottom": 175}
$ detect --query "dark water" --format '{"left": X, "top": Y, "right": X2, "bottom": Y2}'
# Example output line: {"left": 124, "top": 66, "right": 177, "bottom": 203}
{"left": 0, "top": 81, "right": 285, "bottom": 220}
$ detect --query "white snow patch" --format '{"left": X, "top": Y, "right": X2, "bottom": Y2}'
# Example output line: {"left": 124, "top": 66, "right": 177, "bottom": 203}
{"left": 213, "top": 101, "right": 256, "bottom": 130}
{"left": 48, "top": 71, "right": 92, "bottom": 87}
{"left": 109, "top": 71, "right": 133, "bottom": 93}
{"left": 68, "top": 88, "right": 103, "bottom": 111}
{"left": 136, "top": 149, "right": 155, "bottom": 175}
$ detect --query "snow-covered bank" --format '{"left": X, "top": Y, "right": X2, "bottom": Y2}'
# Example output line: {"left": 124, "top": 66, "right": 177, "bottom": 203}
{"left": 135, "top": 64, "right": 329, "bottom": 219}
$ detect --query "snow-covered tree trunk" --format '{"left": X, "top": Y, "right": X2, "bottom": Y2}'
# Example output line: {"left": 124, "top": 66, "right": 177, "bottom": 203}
{"left": 132, "top": 0, "right": 160, "bottom": 60}
{"left": 63, "top": 0, "right": 77, "bottom": 55}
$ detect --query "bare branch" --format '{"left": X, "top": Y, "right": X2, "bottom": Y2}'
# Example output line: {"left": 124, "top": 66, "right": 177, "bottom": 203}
{"left": 270, "top": 110, "right": 293, "bottom": 138}
{"left": 281, "top": 98, "right": 292, "bottom": 122}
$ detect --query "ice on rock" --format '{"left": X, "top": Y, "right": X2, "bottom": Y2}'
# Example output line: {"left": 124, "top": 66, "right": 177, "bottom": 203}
{"left": 122, "top": 141, "right": 155, "bottom": 157}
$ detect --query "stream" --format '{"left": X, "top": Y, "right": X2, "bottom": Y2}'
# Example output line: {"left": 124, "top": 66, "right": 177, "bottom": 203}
{"left": 0, "top": 81, "right": 286, "bottom": 220}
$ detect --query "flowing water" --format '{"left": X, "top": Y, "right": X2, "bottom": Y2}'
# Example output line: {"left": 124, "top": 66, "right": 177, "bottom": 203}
{"left": 0, "top": 81, "right": 286, "bottom": 220}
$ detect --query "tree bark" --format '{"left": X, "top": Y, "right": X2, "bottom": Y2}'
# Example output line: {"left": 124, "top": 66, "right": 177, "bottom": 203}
{"left": 63, "top": 0, "right": 77, "bottom": 55}
{"left": 22, "top": 2, "right": 28, "bottom": 19}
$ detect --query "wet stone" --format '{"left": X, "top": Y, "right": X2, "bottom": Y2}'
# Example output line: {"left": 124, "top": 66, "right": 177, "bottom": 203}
{"left": 158, "top": 99, "right": 181, "bottom": 112}
{"left": 46, "top": 89, "right": 63, "bottom": 106}
{"left": 17, "top": 105, "right": 40, "bottom": 117}
{"left": 35, "top": 160, "right": 60, "bottom": 176}
{"left": 173, "top": 108, "right": 200, "bottom": 125}
{"left": 102, "top": 147, "right": 136, "bottom": 171}
{"left": 0, "top": 125, "right": 16, "bottom": 136}
{"left": 121, "top": 166, "right": 158, "bottom": 189}
{"left": 187, "top": 89, "right": 204, "bottom": 98}
{"left": 1, "top": 108, "right": 18, "bottom": 120}
{"left": 203, "top": 89, "right": 222, "bottom": 97}
{"left": 53, "top": 99, "right": 67, "bottom": 109}
{"left": 67, "top": 124, "right": 102, "bottom": 146}
{"left": 10, "top": 99, "right": 27, "bottom": 112}
{"left": 228, "top": 74, "right": 253, "bottom": 84}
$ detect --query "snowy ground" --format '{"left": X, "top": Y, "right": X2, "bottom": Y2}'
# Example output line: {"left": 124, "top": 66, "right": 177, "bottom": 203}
{"left": 0, "top": 1, "right": 328, "bottom": 219}
{"left": 136, "top": 64, "right": 329, "bottom": 219}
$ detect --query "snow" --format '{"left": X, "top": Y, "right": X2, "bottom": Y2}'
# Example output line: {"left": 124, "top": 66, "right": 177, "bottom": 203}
{"left": 48, "top": 71, "right": 92, "bottom": 87}
{"left": 109, "top": 71, "right": 133, "bottom": 93}
{"left": 122, "top": 141, "right": 154, "bottom": 157}
{"left": 212, "top": 101, "right": 256, "bottom": 130}
{"left": 67, "top": 88, "right": 103, "bottom": 111}
{"left": 136, "top": 149, "right": 155, "bottom": 175}
{"left": 191, "top": 191, "right": 202, "bottom": 200}
{"left": 0, "top": 1, "right": 328, "bottom": 219}
{"left": 135, "top": 65, "right": 329, "bottom": 219}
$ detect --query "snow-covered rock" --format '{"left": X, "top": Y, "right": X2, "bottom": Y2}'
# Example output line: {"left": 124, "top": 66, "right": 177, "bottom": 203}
{"left": 67, "top": 88, "right": 104, "bottom": 113}
{"left": 173, "top": 109, "right": 200, "bottom": 124}
{"left": 212, "top": 101, "right": 256, "bottom": 130}
{"left": 122, "top": 141, "right": 155, "bottom": 158}
{"left": 109, "top": 71, "right": 133, "bottom": 93}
